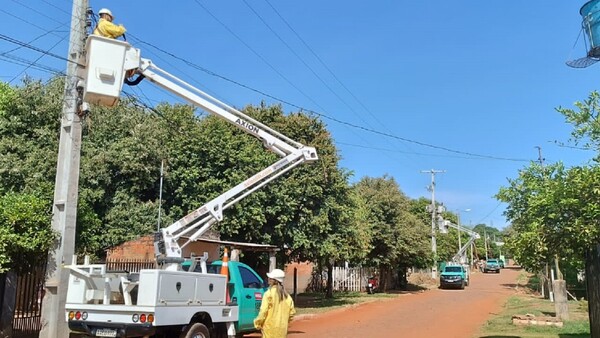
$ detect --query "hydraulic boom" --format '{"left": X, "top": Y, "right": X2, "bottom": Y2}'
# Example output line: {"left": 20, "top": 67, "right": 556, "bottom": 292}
{"left": 83, "top": 36, "right": 318, "bottom": 270}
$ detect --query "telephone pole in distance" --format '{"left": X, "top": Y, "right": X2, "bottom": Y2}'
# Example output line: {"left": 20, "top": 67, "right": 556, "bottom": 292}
{"left": 421, "top": 169, "right": 445, "bottom": 278}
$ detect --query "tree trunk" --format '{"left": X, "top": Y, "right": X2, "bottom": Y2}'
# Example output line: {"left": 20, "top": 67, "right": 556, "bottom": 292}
{"left": 325, "top": 262, "right": 333, "bottom": 299}
{"left": 553, "top": 280, "right": 569, "bottom": 320}
{"left": 585, "top": 244, "right": 600, "bottom": 337}
{"left": 398, "top": 267, "right": 408, "bottom": 290}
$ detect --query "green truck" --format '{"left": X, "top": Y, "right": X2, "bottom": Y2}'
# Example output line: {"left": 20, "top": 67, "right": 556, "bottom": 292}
{"left": 439, "top": 263, "right": 469, "bottom": 289}
{"left": 185, "top": 259, "right": 268, "bottom": 335}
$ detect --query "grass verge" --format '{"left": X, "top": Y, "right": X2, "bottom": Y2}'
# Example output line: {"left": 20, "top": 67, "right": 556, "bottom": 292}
{"left": 477, "top": 291, "right": 590, "bottom": 338}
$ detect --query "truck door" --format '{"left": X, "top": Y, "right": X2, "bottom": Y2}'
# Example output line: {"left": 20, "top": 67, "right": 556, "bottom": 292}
{"left": 236, "top": 265, "right": 266, "bottom": 332}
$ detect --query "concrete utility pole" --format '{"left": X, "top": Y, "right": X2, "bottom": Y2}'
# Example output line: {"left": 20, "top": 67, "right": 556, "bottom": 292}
{"left": 421, "top": 169, "right": 445, "bottom": 278}
{"left": 40, "top": 0, "right": 89, "bottom": 337}
{"left": 535, "top": 145, "right": 545, "bottom": 167}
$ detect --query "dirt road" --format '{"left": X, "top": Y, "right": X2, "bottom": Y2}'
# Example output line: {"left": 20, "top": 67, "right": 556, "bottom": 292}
{"left": 286, "top": 266, "right": 521, "bottom": 338}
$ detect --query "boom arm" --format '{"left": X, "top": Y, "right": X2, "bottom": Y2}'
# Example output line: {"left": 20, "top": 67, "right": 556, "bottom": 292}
{"left": 82, "top": 36, "right": 318, "bottom": 270}
{"left": 444, "top": 221, "right": 480, "bottom": 263}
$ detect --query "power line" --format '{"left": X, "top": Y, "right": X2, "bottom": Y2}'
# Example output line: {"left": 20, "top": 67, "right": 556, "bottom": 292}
{"left": 0, "top": 33, "right": 81, "bottom": 66}
{"left": 9, "top": 33, "right": 69, "bottom": 84}
{"left": 335, "top": 141, "right": 527, "bottom": 161}
{"left": 0, "top": 54, "right": 65, "bottom": 76}
{"left": 263, "top": 0, "right": 389, "bottom": 132}
{"left": 192, "top": 0, "right": 327, "bottom": 113}
{"left": 127, "top": 36, "right": 528, "bottom": 162}
{"left": 0, "top": 8, "right": 527, "bottom": 162}
{"left": 0, "top": 8, "right": 82, "bottom": 48}
{"left": 242, "top": 0, "right": 376, "bottom": 129}
{"left": 1, "top": 26, "right": 64, "bottom": 55}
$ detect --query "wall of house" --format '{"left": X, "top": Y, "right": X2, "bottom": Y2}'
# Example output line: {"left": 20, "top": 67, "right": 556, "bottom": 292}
{"left": 107, "top": 235, "right": 220, "bottom": 262}
{"left": 283, "top": 262, "right": 314, "bottom": 293}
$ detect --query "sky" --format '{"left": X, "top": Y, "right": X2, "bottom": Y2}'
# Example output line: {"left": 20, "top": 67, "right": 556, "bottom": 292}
{"left": 1, "top": 1, "right": 599, "bottom": 230}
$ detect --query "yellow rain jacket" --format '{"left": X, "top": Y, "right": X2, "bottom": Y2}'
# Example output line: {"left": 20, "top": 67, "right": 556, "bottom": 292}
{"left": 93, "top": 18, "right": 126, "bottom": 39}
{"left": 254, "top": 287, "right": 296, "bottom": 338}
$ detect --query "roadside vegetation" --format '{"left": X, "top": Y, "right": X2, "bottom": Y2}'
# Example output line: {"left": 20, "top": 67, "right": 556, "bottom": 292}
{"left": 477, "top": 272, "right": 590, "bottom": 338}
{"left": 0, "top": 78, "right": 495, "bottom": 297}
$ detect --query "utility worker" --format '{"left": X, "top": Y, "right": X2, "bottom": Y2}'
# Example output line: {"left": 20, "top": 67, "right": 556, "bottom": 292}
{"left": 93, "top": 8, "right": 126, "bottom": 39}
{"left": 254, "top": 269, "right": 296, "bottom": 338}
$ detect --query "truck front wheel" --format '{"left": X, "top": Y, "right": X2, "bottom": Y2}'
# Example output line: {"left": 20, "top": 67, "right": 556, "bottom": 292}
{"left": 182, "top": 323, "right": 210, "bottom": 338}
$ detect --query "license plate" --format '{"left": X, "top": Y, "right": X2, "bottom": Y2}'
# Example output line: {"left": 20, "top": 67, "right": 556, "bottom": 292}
{"left": 95, "top": 328, "right": 117, "bottom": 337}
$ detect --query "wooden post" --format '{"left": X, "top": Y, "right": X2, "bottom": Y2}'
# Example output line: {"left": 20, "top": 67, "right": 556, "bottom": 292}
{"left": 293, "top": 268, "right": 297, "bottom": 303}
{"left": 553, "top": 280, "right": 569, "bottom": 320}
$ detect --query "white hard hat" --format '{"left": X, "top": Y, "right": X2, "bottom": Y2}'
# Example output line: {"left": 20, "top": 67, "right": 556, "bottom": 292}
{"left": 266, "top": 269, "right": 285, "bottom": 284}
{"left": 98, "top": 8, "right": 113, "bottom": 17}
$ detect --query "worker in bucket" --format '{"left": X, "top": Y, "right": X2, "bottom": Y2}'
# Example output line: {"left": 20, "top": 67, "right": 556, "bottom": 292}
{"left": 93, "top": 8, "right": 126, "bottom": 39}
{"left": 254, "top": 269, "right": 296, "bottom": 338}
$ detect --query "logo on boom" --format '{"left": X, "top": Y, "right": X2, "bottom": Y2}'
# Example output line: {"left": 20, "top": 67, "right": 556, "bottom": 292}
{"left": 236, "top": 118, "right": 259, "bottom": 133}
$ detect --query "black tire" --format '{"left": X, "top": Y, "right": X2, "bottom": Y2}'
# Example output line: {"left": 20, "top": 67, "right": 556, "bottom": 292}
{"left": 460, "top": 281, "right": 465, "bottom": 290}
{"left": 183, "top": 323, "right": 210, "bottom": 338}
{"left": 497, "top": 270, "right": 500, "bottom": 274}
{"left": 465, "top": 279, "right": 469, "bottom": 286}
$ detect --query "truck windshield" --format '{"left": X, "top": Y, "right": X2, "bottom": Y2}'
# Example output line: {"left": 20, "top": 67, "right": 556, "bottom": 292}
{"left": 444, "top": 266, "right": 462, "bottom": 273}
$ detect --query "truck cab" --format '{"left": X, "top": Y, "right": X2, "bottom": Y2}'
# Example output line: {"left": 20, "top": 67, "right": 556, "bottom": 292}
{"left": 484, "top": 259, "right": 501, "bottom": 273}
{"left": 439, "top": 263, "right": 468, "bottom": 289}
{"left": 183, "top": 260, "right": 267, "bottom": 334}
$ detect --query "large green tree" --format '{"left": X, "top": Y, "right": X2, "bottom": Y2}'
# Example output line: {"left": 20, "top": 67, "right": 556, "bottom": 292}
{"left": 354, "top": 175, "right": 430, "bottom": 291}
{"left": 0, "top": 78, "right": 364, "bottom": 273}
{"left": 498, "top": 91, "right": 600, "bottom": 335}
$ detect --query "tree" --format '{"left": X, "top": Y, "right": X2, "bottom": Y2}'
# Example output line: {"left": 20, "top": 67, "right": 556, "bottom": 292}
{"left": 354, "top": 175, "right": 430, "bottom": 291}
{"left": 497, "top": 91, "right": 600, "bottom": 333}
{"left": 0, "top": 192, "right": 56, "bottom": 272}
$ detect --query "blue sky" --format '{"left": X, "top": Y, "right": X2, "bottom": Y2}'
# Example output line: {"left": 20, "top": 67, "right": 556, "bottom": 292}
{"left": 1, "top": 1, "right": 598, "bottom": 229}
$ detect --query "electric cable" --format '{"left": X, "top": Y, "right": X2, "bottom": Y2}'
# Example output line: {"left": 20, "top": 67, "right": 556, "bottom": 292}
{"left": 125, "top": 35, "right": 529, "bottom": 162}
{"left": 0, "top": 33, "right": 82, "bottom": 67}
{"left": 9, "top": 33, "right": 69, "bottom": 84}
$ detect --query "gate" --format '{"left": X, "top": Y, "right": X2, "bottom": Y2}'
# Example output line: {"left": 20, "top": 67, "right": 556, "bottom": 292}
{"left": 12, "top": 263, "right": 46, "bottom": 338}
{"left": 0, "top": 261, "right": 47, "bottom": 338}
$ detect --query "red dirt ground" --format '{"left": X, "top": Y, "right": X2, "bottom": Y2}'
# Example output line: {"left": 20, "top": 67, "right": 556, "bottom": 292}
{"left": 249, "top": 265, "right": 522, "bottom": 338}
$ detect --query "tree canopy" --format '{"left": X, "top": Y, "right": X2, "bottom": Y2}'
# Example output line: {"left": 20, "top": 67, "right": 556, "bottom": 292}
{"left": 1, "top": 77, "right": 435, "bottom": 291}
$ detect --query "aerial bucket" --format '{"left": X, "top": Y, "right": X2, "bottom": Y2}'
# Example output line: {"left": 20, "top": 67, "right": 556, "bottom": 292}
{"left": 581, "top": 0, "right": 600, "bottom": 57}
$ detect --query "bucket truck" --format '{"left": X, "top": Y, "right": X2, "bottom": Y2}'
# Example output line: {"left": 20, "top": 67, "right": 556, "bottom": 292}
{"left": 65, "top": 35, "right": 318, "bottom": 338}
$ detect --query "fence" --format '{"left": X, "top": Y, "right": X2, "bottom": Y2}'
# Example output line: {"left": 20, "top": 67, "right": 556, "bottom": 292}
{"left": 332, "top": 266, "right": 377, "bottom": 292}
{"left": 106, "top": 258, "right": 156, "bottom": 273}
{"left": 0, "top": 260, "right": 47, "bottom": 338}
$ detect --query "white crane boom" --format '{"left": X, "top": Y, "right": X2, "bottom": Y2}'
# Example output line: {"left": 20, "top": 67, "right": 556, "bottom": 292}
{"left": 82, "top": 36, "right": 318, "bottom": 270}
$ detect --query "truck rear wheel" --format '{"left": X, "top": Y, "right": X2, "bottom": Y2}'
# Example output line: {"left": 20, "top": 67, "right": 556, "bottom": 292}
{"left": 183, "top": 323, "right": 210, "bottom": 338}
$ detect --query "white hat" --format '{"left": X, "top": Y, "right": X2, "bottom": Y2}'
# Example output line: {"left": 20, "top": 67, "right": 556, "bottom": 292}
{"left": 266, "top": 269, "right": 285, "bottom": 283}
{"left": 98, "top": 8, "right": 113, "bottom": 18}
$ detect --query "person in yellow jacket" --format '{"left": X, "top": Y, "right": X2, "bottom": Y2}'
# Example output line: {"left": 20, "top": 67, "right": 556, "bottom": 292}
{"left": 93, "top": 8, "right": 126, "bottom": 39}
{"left": 254, "top": 269, "right": 296, "bottom": 338}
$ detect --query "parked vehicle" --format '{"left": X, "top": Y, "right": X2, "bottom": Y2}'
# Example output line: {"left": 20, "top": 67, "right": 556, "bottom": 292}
{"left": 366, "top": 276, "right": 379, "bottom": 294}
{"left": 483, "top": 259, "right": 501, "bottom": 273}
{"left": 439, "top": 264, "right": 468, "bottom": 289}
